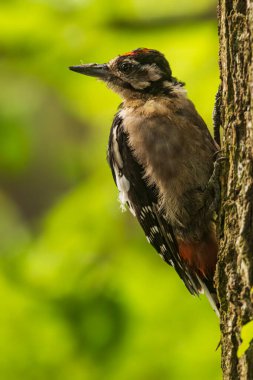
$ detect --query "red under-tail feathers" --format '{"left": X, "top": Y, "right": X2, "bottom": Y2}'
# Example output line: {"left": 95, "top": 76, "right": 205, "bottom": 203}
{"left": 178, "top": 231, "right": 219, "bottom": 315}
{"left": 178, "top": 232, "right": 217, "bottom": 280}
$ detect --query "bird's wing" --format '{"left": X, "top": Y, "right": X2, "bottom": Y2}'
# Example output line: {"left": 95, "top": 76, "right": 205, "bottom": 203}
{"left": 107, "top": 113, "right": 203, "bottom": 295}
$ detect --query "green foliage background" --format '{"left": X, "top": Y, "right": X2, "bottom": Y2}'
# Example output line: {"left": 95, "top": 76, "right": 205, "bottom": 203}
{"left": 0, "top": 0, "right": 221, "bottom": 378}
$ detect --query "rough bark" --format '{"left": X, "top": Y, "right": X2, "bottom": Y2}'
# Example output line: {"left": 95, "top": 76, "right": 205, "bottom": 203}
{"left": 216, "top": 0, "right": 253, "bottom": 379}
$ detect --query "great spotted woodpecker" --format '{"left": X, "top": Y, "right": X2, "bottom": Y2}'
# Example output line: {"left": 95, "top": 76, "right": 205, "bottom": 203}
{"left": 70, "top": 48, "right": 220, "bottom": 315}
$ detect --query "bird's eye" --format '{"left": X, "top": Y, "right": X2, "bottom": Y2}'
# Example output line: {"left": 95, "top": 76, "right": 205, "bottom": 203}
{"left": 119, "top": 62, "right": 134, "bottom": 74}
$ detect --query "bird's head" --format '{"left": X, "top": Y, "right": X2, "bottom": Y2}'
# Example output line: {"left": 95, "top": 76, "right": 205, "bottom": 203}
{"left": 69, "top": 48, "right": 184, "bottom": 99}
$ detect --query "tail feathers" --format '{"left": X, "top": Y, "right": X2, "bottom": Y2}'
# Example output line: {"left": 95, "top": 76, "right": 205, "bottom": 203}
{"left": 198, "top": 277, "right": 220, "bottom": 317}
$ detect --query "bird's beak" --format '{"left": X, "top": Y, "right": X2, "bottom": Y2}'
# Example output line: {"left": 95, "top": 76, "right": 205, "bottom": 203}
{"left": 69, "top": 63, "right": 110, "bottom": 80}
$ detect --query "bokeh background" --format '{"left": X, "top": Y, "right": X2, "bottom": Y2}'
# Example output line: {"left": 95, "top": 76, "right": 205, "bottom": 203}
{"left": 0, "top": 0, "right": 221, "bottom": 379}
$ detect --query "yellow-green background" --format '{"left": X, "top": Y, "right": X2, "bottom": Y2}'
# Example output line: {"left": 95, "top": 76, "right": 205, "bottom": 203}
{"left": 0, "top": 0, "right": 221, "bottom": 379}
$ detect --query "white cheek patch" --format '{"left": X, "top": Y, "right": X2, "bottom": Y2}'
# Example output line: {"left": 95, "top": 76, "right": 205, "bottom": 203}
{"left": 129, "top": 64, "right": 162, "bottom": 89}
{"left": 130, "top": 80, "right": 151, "bottom": 90}
{"left": 144, "top": 64, "right": 162, "bottom": 81}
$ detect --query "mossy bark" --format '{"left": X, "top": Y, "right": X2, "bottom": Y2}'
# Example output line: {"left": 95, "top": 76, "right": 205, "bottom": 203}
{"left": 216, "top": 0, "right": 253, "bottom": 379}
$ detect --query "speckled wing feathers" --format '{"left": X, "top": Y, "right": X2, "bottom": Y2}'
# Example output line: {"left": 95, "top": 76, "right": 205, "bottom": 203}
{"left": 107, "top": 113, "right": 203, "bottom": 295}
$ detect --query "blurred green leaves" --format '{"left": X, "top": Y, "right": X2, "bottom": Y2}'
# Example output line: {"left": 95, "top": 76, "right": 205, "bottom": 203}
{"left": 0, "top": 0, "right": 220, "bottom": 379}
{"left": 238, "top": 320, "right": 253, "bottom": 358}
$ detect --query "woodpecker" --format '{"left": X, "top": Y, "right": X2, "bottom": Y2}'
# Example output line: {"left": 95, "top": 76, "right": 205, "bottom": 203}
{"left": 69, "top": 48, "right": 220, "bottom": 315}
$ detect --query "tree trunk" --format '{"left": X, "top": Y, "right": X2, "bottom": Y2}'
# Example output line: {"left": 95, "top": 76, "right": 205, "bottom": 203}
{"left": 217, "top": 0, "right": 253, "bottom": 379}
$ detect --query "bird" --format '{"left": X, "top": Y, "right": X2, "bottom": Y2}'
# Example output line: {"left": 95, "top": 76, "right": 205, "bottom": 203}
{"left": 69, "top": 48, "right": 220, "bottom": 315}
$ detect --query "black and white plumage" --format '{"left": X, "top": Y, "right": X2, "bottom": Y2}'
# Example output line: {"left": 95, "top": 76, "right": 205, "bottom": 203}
{"left": 69, "top": 48, "right": 220, "bottom": 315}
{"left": 108, "top": 112, "right": 203, "bottom": 296}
